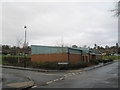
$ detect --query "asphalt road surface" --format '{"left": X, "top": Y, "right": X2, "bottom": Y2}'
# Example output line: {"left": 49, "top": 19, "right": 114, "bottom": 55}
{"left": 40, "top": 61, "right": 119, "bottom": 88}
{"left": 2, "top": 66, "right": 67, "bottom": 88}
{"left": 1, "top": 61, "right": 119, "bottom": 88}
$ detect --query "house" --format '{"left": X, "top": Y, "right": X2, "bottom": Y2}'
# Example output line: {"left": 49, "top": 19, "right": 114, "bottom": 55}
{"left": 31, "top": 45, "right": 102, "bottom": 63}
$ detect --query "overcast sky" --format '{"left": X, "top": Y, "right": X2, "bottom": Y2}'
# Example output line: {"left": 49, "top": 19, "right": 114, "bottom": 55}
{"left": 2, "top": 1, "right": 118, "bottom": 48}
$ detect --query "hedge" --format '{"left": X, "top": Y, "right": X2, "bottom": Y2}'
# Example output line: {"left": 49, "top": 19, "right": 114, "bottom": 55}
{"left": 2, "top": 55, "right": 31, "bottom": 67}
{"left": 27, "top": 61, "right": 88, "bottom": 70}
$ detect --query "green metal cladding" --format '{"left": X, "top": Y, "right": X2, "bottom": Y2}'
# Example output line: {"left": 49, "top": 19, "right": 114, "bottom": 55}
{"left": 31, "top": 45, "right": 101, "bottom": 55}
{"left": 31, "top": 45, "right": 68, "bottom": 54}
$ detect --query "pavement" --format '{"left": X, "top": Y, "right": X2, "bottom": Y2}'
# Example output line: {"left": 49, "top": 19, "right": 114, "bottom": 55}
{"left": 2, "top": 74, "right": 35, "bottom": 89}
{"left": 6, "top": 81, "right": 34, "bottom": 88}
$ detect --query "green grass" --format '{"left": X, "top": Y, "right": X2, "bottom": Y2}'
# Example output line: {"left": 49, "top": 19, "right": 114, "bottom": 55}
{"left": 102, "top": 56, "right": 120, "bottom": 60}
{"left": 0, "top": 57, "right": 2, "bottom": 64}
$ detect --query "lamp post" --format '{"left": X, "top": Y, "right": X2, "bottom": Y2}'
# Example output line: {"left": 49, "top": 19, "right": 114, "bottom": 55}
{"left": 24, "top": 25, "right": 27, "bottom": 67}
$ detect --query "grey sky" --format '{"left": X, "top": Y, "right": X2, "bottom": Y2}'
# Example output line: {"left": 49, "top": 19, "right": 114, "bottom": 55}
{"left": 2, "top": 1, "right": 118, "bottom": 48}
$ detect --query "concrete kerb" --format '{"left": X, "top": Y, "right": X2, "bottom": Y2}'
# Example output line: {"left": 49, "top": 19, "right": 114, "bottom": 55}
{"left": 4, "top": 76, "right": 35, "bottom": 89}
{"left": 5, "top": 81, "right": 35, "bottom": 89}
{"left": 1, "top": 65, "right": 66, "bottom": 72}
{"left": 82, "top": 62, "right": 114, "bottom": 72}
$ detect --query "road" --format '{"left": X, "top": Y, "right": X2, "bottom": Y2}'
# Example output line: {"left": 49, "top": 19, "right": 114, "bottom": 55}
{"left": 2, "top": 66, "right": 67, "bottom": 88}
{"left": 41, "top": 61, "right": 119, "bottom": 88}
{"left": 1, "top": 61, "right": 119, "bottom": 88}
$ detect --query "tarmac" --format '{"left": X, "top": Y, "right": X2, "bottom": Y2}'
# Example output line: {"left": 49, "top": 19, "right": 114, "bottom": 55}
{"left": 0, "top": 61, "right": 115, "bottom": 89}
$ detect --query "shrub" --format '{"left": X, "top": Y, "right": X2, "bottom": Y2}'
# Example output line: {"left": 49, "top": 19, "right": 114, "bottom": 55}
{"left": 91, "top": 59, "right": 99, "bottom": 64}
{"left": 27, "top": 61, "right": 87, "bottom": 70}
{"left": 2, "top": 55, "right": 31, "bottom": 67}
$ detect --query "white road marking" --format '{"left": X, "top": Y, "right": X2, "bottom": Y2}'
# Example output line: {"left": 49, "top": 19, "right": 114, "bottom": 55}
{"left": 59, "top": 78, "right": 64, "bottom": 80}
{"left": 72, "top": 73, "right": 75, "bottom": 75}
{"left": 53, "top": 79, "right": 58, "bottom": 82}
{"left": 31, "top": 85, "right": 37, "bottom": 88}
{"left": 46, "top": 81, "right": 53, "bottom": 84}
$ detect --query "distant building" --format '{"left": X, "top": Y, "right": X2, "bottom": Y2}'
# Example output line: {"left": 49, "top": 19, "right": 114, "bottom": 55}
{"left": 31, "top": 45, "right": 102, "bottom": 63}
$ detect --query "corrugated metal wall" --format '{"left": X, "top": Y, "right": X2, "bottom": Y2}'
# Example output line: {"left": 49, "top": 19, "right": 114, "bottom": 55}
{"left": 69, "top": 49, "right": 81, "bottom": 54}
{"left": 31, "top": 45, "right": 84, "bottom": 55}
{"left": 31, "top": 45, "right": 68, "bottom": 54}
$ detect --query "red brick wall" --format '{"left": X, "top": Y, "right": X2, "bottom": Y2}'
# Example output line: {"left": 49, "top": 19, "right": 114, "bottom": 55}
{"left": 82, "top": 54, "right": 90, "bottom": 63}
{"left": 69, "top": 54, "right": 82, "bottom": 63}
{"left": 31, "top": 53, "right": 101, "bottom": 63}
{"left": 89, "top": 54, "right": 93, "bottom": 61}
{"left": 31, "top": 53, "right": 68, "bottom": 62}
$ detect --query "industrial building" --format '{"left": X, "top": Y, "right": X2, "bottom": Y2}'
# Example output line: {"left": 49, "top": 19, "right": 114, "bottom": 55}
{"left": 31, "top": 45, "right": 102, "bottom": 63}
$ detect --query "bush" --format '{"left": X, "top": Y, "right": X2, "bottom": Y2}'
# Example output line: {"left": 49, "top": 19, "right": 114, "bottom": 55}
{"left": 98, "top": 59, "right": 104, "bottom": 63}
{"left": 67, "top": 62, "right": 87, "bottom": 70}
{"left": 2, "top": 55, "right": 31, "bottom": 67}
{"left": 91, "top": 59, "right": 100, "bottom": 64}
{"left": 27, "top": 61, "right": 87, "bottom": 70}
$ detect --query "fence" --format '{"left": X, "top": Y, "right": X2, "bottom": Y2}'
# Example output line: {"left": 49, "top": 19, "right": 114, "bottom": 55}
{"left": 2, "top": 55, "right": 31, "bottom": 67}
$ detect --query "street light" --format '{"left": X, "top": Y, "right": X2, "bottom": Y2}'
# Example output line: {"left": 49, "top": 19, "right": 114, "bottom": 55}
{"left": 24, "top": 25, "right": 27, "bottom": 67}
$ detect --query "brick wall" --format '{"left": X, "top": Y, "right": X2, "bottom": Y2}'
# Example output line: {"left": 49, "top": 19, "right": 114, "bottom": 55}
{"left": 69, "top": 54, "right": 82, "bottom": 63}
{"left": 82, "top": 54, "right": 90, "bottom": 63}
{"left": 31, "top": 53, "right": 101, "bottom": 63}
{"left": 31, "top": 53, "right": 68, "bottom": 62}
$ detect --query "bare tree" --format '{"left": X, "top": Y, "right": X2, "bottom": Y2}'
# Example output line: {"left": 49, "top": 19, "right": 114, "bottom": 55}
{"left": 83, "top": 45, "right": 87, "bottom": 48}
{"left": 54, "top": 38, "right": 70, "bottom": 63}
{"left": 16, "top": 37, "right": 22, "bottom": 63}
{"left": 111, "top": 1, "right": 120, "bottom": 16}
{"left": 72, "top": 45, "right": 78, "bottom": 48}
{"left": 16, "top": 37, "right": 22, "bottom": 48}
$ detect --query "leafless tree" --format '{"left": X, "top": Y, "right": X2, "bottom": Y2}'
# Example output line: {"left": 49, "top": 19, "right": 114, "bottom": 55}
{"left": 54, "top": 38, "right": 70, "bottom": 63}
{"left": 111, "top": 1, "right": 120, "bottom": 16}
{"left": 72, "top": 45, "right": 78, "bottom": 48}
{"left": 83, "top": 45, "right": 87, "bottom": 48}
{"left": 16, "top": 37, "right": 22, "bottom": 63}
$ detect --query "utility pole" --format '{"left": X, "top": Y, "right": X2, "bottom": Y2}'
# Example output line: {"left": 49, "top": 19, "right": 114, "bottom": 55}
{"left": 24, "top": 25, "right": 27, "bottom": 67}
